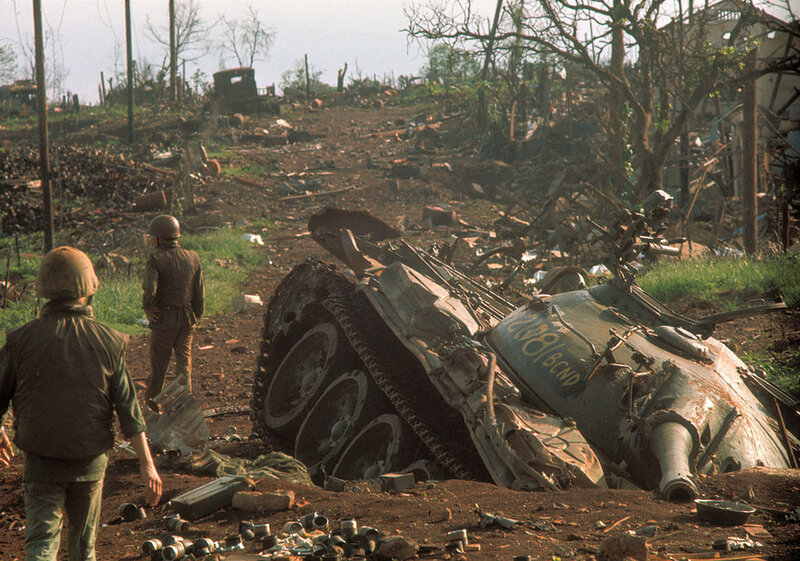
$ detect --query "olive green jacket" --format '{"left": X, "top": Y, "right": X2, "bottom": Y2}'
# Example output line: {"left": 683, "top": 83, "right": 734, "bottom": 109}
{"left": 142, "top": 239, "right": 204, "bottom": 329}
{"left": 0, "top": 302, "right": 146, "bottom": 461}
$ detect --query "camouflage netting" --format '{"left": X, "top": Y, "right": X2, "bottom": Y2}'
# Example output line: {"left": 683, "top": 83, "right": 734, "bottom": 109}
{"left": 157, "top": 448, "right": 314, "bottom": 487}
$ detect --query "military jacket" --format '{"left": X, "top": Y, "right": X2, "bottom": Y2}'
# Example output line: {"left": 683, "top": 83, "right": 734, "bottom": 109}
{"left": 0, "top": 302, "right": 146, "bottom": 460}
{"left": 142, "top": 240, "right": 204, "bottom": 329}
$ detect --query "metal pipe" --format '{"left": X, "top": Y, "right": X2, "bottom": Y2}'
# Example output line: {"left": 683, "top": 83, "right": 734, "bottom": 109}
{"left": 649, "top": 421, "right": 697, "bottom": 502}
{"left": 485, "top": 353, "right": 497, "bottom": 421}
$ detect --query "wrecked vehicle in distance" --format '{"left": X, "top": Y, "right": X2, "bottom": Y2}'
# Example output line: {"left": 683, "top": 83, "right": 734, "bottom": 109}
{"left": 251, "top": 195, "right": 797, "bottom": 500}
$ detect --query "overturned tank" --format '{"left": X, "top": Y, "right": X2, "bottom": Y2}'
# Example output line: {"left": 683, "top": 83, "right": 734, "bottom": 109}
{"left": 251, "top": 197, "right": 798, "bottom": 500}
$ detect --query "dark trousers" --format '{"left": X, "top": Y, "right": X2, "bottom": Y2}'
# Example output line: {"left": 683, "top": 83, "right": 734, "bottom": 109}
{"left": 147, "top": 325, "right": 194, "bottom": 399}
{"left": 24, "top": 479, "right": 104, "bottom": 561}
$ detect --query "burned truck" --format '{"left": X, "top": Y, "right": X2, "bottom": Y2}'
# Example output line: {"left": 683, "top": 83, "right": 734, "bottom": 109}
{"left": 251, "top": 195, "right": 797, "bottom": 500}
{"left": 212, "top": 67, "right": 278, "bottom": 115}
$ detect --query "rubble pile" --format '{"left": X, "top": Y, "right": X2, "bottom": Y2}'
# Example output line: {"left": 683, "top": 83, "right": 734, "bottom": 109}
{"left": 0, "top": 144, "right": 168, "bottom": 233}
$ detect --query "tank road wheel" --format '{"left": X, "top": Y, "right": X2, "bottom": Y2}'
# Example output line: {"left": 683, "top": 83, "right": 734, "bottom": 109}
{"left": 293, "top": 370, "right": 385, "bottom": 482}
{"left": 261, "top": 322, "right": 357, "bottom": 441}
{"left": 331, "top": 414, "right": 417, "bottom": 480}
{"left": 262, "top": 259, "right": 346, "bottom": 343}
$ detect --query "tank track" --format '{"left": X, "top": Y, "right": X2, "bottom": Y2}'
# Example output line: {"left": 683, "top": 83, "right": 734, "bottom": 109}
{"left": 252, "top": 259, "right": 350, "bottom": 447}
{"left": 323, "top": 285, "right": 481, "bottom": 481}
{"left": 254, "top": 258, "right": 481, "bottom": 480}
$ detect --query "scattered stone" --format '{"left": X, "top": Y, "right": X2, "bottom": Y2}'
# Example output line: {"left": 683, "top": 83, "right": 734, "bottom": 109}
{"left": 555, "top": 545, "right": 575, "bottom": 557}
{"left": 231, "top": 490, "right": 295, "bottom": 513}
{"left": 634, "top": 525, "right": 657, "bottom": 537}
{"left": 738, "top": 484, "right": 756, "bottom": 502}
{"left": 376, "top": 536, "right": 417, "bottom": 561}
{"left": 598, "top": 534, "right": 648, "bottom": 561}
{"left": 429, "top": 507, "right": 452, "bottom": 523}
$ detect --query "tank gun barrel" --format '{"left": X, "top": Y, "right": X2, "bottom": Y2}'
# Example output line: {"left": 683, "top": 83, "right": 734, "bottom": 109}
{"left": 649, "top": 422, "right": 697, "bottom": 502}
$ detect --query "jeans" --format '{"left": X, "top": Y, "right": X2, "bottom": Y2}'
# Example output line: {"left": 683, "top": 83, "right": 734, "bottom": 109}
{"left": 24, "top": 479, "right": 104, "bottom": 561}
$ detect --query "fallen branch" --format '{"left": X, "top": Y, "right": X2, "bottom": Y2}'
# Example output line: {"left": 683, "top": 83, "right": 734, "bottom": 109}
{"left": 602, "top": 515, "right": 631, "bottom": 533}
{"left": 278, "top": 185, "right": 362, "bottom": 201}
{"left": 233, "top": 176, "right": 269, "bottom": 189}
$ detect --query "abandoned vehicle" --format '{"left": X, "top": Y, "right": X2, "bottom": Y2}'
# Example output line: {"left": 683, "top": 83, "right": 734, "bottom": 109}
{"left": 250, "top": 194, "right": 797, "bottom": 501}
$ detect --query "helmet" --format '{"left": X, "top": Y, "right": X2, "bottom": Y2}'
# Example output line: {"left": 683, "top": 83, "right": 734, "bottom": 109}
{"left": 36, "top": 246, "right": 99, "bottom": 300}
{"left": 149, "top": 214, "right": 181, "bottom": 239}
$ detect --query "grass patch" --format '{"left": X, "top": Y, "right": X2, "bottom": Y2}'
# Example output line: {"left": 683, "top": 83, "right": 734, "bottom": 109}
{"left": 0, "top": 228, "right": 268, "bottom": 345}
{"left": 223, "top": 163, "right": 271, "bottom": 178}
{"left": 740, "top": 349, "right": 800, "bottom": 395}
{"left": 639, "top": 255, "right": 800, "bottom": 308}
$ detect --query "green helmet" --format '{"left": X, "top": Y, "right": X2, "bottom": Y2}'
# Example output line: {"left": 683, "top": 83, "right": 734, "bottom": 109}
{"left": 149, "top": 214, "right": 181, "bottom": 239}
{"left": 36, "top": 246, "right": 99, "bottom": 300}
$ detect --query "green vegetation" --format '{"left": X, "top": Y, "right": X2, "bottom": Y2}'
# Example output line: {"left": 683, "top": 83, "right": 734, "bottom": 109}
{"left": 223, "top": 162, "right": 271, "bottom": 178}
{"left": 639, "top": 255, "right": 800, "bottom": 309}
{"left": 0, "top": 103, "right": 162, "bottom": 133}
{"left": 740, "top": 349, "right": 800, "bottom": 396}
{"left": 639, "top": 255, "right": 800, "bottom": 395}
{"left": 0, "top": 228, "right": 268, "bottom": 346}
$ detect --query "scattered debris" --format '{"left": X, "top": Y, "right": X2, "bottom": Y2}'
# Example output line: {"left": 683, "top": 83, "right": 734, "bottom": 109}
{"left": 598, "top": 533, "right": 648, "bottom": 561}
{"left": 144, "top": 376, "right": 210, "bottom": 456}
{"left": 169, "top": 475, "right": 254, "bottom": 520}
{"left": 694, "top": 499, "right": 756, "bottom": 526}
{"left": 475, "top": 505, "right": 520, "bottom": 530}
{"left": 232, "top": 490, "right": 295, "bottom": 513}
{"left": 232, "top": 293, "right": 264, "bottom": 312}
{"left": 712, "top": 536, "right": 763, "bottom": 551}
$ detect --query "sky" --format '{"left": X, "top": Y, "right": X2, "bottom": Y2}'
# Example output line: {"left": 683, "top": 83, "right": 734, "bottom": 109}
{"left": 0, "top": 0, "right": 500, "bottom": 103}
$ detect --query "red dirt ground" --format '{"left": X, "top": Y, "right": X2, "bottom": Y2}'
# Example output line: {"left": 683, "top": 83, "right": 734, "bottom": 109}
{"left": 2, "top": 101, "right": 799, "bottom": 561}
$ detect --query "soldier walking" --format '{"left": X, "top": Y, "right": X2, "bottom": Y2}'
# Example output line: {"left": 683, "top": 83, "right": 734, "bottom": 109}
{"left": 0, "top": 246, "right": 162, "bottom": 561}
{"left": 142, "top": 214, "right": 204, "bottom": 412}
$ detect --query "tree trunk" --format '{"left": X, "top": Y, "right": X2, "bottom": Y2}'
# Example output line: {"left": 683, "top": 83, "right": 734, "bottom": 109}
{"left": 608, "top": 0, "right": 627, "bottom": 191}
{"left": 638, "top": 153, "right": 664, "bottom": 195}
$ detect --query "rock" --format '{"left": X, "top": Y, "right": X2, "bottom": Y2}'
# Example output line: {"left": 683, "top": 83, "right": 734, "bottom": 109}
{"left": 376, "top": 536, "right": 417, "bottom": 561}
{"left": 738, "top": 484, "right": 756, "bottom": 502}
{"left": 598, "top": 534, "right": 648, "bottom": 561}
{"left": 421, "top": 206, "right": 456, "bottom": 227}
{"left": 634, "top": 525, "right": 657, "bottom": 537}
{"left": 555, "top": 545, "right": 575, "bottom": 557}
{"left": 231, "top": 490, "right": 294, "bottom": 513}
{"left": 429, "top": 507, "right": 452, "bottom": 523}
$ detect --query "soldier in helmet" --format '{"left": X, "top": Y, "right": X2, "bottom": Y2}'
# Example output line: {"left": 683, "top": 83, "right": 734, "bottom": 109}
{"left": 0, "top": 246, "right": 162, "bottom": 561}
{"left": 142, "top": 214, "right": 204, "bottom": 411}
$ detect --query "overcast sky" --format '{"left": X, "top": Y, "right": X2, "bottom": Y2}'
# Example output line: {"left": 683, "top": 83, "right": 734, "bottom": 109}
{"left": 0, "top": 0, "right": 501, "bottom": 103}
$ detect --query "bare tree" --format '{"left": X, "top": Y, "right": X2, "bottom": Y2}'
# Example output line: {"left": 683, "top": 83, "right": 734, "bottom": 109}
{"left": 0, "top": 41, "right": 17, "bottom": 83}
{"left": 219, "top": 3, "right": 274, "bottom": 68}
{"left": 145, "top": 0, "right": 218, "bottom": 71}
{"left": 406, "top": 0, "right": 780, "bottom": 200}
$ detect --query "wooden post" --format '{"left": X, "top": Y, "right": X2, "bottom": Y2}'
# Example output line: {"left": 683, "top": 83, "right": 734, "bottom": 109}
{"left": 477, "top": 0, "right": 504, "bottom": 134}
{"left": 100, "top": 71, "right": 106, "bottom": 104}
{"left": 170, "top": 0, "right": 177, "bottom": 105}
{"left": 742, "top": 48, "right": 758, "bottom": 254}
{"left": 305, "top": 54, "right": 311, "bottom": 101}
{"left": 337, "top": 62, "right": 348, "bottom": 92}
{"left": 125, "top": 0, "right": 135, "bottom": 143}
{"left": 33, "top": 0, "right": 54, "bottom": 253}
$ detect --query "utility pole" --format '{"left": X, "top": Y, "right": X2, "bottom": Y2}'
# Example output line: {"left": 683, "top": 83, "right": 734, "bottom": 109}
{"left": 742, "top": 48, "right": 758, "bottom": 254}
{"left": 125, "top": 0, "right": 135, "bottom": 143}
{"left": 170, "top": 0, "right": 177, "bottom": 105}
{"left": 33, "top": 0, "right": 54, "bottom": 253}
